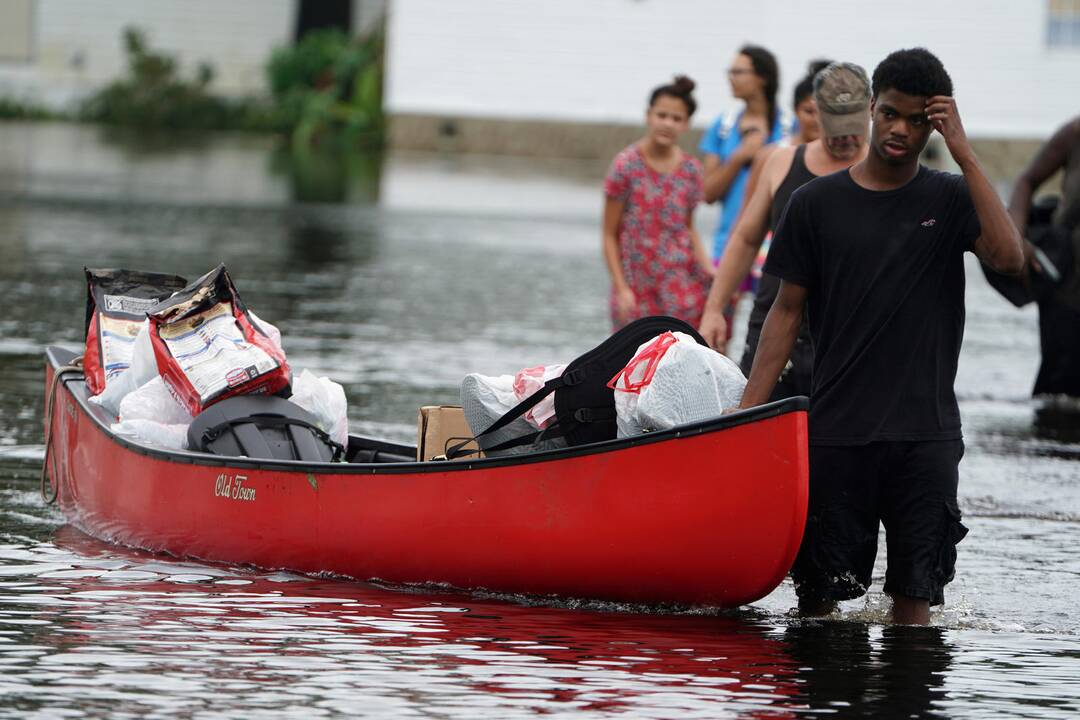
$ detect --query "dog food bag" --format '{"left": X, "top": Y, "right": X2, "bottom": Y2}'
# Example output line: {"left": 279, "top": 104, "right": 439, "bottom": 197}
{"left": 83, "top": 267, "right": 188, "bottom": 396}
{"left": 148, "top": 264, "right": 291, "bottom": 415}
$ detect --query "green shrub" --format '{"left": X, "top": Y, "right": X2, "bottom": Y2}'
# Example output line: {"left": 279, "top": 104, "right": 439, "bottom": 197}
{"left": 266, "top": 28, "right": 384, "bottom": 150}
{"left": 67, "top": 24, "right": 384, "bottom": 147}
{"left": 79, "top": 27, "right": 280, "bottom": 132}
{"left": 0, "top": 97, "right": 57, "bottom": 121}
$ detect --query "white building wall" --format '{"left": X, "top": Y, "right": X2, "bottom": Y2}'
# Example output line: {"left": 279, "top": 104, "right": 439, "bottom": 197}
{"left": 0, "top": 0, "right": 297, "bottom": 106}
{"left": 386, "top": 0, "right": 1080, "bottom": 138}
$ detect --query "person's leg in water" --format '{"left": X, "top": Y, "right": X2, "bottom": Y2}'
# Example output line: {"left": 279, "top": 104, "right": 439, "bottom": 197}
{"left": 890, "top": 595, "right": 930, "bottom": 624}
{"left": 798, "top": 596, "right": 839, "bottom": 617}
{"left": 881, "top": 440, "right": 967, "bottom": 626}
{"left": 791, "top": 444, "right": 882, "bottom": 617}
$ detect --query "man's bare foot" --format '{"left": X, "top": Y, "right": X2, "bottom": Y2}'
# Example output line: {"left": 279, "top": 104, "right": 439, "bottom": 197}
{"left": 890, "top": 594, "right": 930, "bottom": 625}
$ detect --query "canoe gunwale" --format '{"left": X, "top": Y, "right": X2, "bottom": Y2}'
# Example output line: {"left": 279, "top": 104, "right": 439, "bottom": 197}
{"left": 46, "top": 345, "right": 808, "bottom": 476}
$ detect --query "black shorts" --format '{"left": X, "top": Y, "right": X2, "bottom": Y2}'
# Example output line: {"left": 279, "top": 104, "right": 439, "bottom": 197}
{"left": 791, "top": 440, "right": 968, "bottom": 606}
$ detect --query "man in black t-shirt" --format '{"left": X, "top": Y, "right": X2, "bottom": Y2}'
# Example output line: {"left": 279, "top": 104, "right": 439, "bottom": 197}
{"left": 739, "top": 48, "right": 1024, "bottom": 624}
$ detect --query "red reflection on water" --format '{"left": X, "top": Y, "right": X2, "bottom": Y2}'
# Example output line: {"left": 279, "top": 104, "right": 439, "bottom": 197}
{"left": 43, "top": 525, "right": 802, "bottom": 716}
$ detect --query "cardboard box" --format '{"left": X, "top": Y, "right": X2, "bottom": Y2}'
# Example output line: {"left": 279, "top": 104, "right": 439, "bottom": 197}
{"left": 417, "top": 405, "right": 483, "bottom": 461}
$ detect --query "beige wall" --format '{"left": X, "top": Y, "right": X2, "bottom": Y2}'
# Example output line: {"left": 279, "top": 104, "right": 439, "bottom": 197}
{"left": 389, "top": 113, "right": 1052, "bottom": 184}
{"left": 0, "top": 0, "right": 34, "bottom": 62}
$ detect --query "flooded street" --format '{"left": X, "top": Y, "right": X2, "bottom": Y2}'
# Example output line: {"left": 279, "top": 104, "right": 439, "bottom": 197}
{"left": 0, "top": 122, "right": 1077, "bottom": 717}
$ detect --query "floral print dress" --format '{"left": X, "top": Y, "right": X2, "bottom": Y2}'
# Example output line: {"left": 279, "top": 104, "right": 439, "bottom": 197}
{"left": 604, "top": 144, "right": 711, "bottom": 329}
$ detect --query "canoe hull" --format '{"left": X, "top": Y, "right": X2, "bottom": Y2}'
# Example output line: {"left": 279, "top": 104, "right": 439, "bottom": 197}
{"left": 45, "top": 351, "right": 808, "bottom": 607}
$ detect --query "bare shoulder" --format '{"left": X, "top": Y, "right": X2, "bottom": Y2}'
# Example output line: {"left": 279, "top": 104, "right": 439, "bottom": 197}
{"left": 1067, "top": 116, "right": 1080, "bottom": 141}
{"left": 763, "top": 145, "right": 798, "bottom": 191}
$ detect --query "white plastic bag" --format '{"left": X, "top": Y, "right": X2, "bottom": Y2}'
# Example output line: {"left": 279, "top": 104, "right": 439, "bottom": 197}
{"left": 612, "top": 331, "right": 746, "bottom": 437}
{"left": 462, "top": 373, "right": 519, "bottom": 424}
{"left": 512, "top": 364, "right": 567, "bottom": 429}
{"left": 288, "top": 369, "right": 348, "bottom": 449}
{"left": 89, "top": 319, "right": 160, "bottom": 416}
{"left": 459, "top": 363, "right": 569, "bottom": 457}
{"left": 118, "top": 376, "right": 194, "bottom": 426}
{"left": 111, "top": 419, "right": 190, "bottom": 450}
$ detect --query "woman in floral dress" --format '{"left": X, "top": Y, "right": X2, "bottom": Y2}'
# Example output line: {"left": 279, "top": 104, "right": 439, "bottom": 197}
{"left": 602, "top": 75, "right": 712, "bottom": 330}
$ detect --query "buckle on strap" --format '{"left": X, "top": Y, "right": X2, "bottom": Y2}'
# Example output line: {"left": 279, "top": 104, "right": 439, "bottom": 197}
{"left": 562, "top": 368, "right": 584, "bottom": 386}
{"left": 573, "top": 407, "right": 615, "bottom": 423}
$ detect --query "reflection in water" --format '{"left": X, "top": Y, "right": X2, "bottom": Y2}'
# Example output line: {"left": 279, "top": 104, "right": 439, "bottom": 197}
{"left": 784, "top": 623, "right": 952, "bottom": 717}
{"left": 0, "top": 522, "right": 1074, "bottom": 718}
{"left": 0, "top": 525, "right": 807, "bottom": 717}
{"left": 94, "top": 125, "right": 216, "bottom": 158}
{"left": 269, "top": 145, "right": 383, "bottom": 205}
{"left": 289, "top": 222, "right": 348, "bottom": 269}
{"left": 1033, "top": 399, "right": 1080, "bottom": 447}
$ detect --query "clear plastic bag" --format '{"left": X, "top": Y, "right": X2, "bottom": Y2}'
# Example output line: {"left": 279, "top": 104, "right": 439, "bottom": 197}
{"left": 118, "top": 376, "right": 194, "bottom": 426}
{"left": 111, "top": 419, "right": 190, "bottom": 450}
{"left": 288, "top": 369, "right": 349, "bottom": 449}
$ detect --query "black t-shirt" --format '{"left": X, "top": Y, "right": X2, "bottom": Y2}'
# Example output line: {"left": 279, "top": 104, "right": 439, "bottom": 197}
{"left": 764, "top": 165, "right": 981, "bottom": 445}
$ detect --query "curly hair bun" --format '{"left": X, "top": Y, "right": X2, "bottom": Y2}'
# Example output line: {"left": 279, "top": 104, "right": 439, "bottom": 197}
{"left": 672, "top": 75, "right": 696, "bottom": 95}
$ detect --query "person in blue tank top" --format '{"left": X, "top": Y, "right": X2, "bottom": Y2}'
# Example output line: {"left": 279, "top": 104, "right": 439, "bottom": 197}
{"left": 699, "top": 45, "right": 787, "bottom": 342}
{"left": 700, "top": 44, "right": 787, "bottom": 259}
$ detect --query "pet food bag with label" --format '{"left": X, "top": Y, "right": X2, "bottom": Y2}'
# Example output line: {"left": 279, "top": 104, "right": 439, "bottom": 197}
{"left": 83, "top": 267, "right": 188, "bottom": 396}
{"left": 148, "top": 265, "right": 291, "bottom": 415}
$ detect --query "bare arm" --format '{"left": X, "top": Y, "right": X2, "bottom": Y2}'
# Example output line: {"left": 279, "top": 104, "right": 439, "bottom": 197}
{"left": 927, "top": 96, "right": 1024, "bottom": 274}
{"left": 702, "top": 129, "right": 765, "bottom": 204}
{"left": 737, "top": 145, "right": 776, "bottom": 221}
{"left": 602, "top": 196, "right": 626, "bottom": 285}
{"left": 738, "top": 280, "right": 807, "bottom": 408}
{"left": 686, "top": 213, "right": 711, "bottom": 271}
{"left": 1007, "top": 118, "right": 1077, "bottom": 234}
{"left": 699, "top": 149, "right": 789, "bottom": 350}
{"left": 602, "top": 195, "right": 635, "bottom": 322}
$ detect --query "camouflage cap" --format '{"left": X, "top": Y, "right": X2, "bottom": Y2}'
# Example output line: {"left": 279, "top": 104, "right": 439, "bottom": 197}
{"left": 813, "top": 62, "right": 871, "bottom": 138}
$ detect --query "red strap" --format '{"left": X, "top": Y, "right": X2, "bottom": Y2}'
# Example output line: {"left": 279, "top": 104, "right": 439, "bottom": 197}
{"left": 607, "top": 331, "right": 678, "bottom": 394}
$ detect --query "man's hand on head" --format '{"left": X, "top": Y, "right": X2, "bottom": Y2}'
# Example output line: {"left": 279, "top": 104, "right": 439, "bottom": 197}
{"left": 927, "top": 96, "right": 975, "bottom": 167}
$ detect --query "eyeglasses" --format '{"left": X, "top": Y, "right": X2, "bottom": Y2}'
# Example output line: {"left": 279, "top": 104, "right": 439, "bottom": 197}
{"left": 727, "top": 68, "right": 754, "bottom": 77}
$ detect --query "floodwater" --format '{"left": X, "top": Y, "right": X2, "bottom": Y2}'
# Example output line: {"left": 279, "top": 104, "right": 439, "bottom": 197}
{"left": 0, "top": 121, "right": 1077, "bottom": 718}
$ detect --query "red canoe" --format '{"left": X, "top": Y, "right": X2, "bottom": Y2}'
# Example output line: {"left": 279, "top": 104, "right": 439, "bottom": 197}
{"left": 42, "top": 346, "right": 809, "bottom": 608}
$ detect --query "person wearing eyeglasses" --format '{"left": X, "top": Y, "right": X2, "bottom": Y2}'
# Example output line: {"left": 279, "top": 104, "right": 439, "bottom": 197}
{"left": 699, "top": 45, "right": 789, "bottom": 343}
{"left": 730, "top": 59, "right": 835, "bottom": 310}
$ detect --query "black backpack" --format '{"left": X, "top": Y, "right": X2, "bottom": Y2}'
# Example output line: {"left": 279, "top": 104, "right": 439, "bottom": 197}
{"left": 188, "top": 395, "right": 344, "bottom": 462}
{"left": 447, "top": 316, "right": 707, "bottom": 458}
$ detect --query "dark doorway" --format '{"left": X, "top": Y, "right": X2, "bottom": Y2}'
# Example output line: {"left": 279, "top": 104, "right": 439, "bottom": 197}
{"left": 295, "top": 0, "right": 352, "bottom": 41}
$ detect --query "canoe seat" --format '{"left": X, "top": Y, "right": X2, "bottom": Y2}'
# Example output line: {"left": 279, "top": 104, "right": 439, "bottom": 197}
{"left": 188, "top": 395, "right": 343, "bottom": 462}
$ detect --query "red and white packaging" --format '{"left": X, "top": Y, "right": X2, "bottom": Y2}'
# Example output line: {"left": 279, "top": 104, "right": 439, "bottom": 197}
{"left": 83, "top": 267, "right": 188, "bottom": 396}
{"left": 512, "top": 364, "right": 567, "bottom": 429}
{"left": 147, "top": 265, "right": 291, "bottom": 416}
